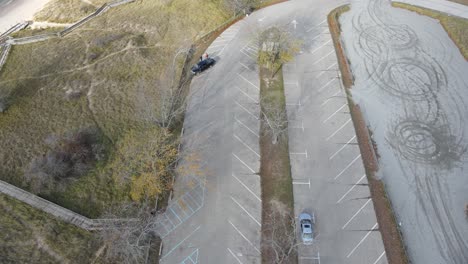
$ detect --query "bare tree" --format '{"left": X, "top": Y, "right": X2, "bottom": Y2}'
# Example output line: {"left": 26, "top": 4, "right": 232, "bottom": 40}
{"left": 134, "top": 45, "right": 195, "bottom": 130}
{"left": 98, "top": 202, "right": 159, "bottom": 264}
{"left": 261, "top": 96, "right": 288, "bottom": 145}
{"left": 262, "top": 201, "right": 300, "bottom": 264}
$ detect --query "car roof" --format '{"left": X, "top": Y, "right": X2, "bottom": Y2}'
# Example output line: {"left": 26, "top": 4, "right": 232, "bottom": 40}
{"left": 302, "top": 222, "right": 313, "bottom": 233}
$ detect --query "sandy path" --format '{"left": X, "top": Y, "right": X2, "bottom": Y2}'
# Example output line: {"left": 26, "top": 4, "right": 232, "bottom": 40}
{"left": 340, "top": 0, "right": 468, "bottom": 264}
{"left": 0, "top": 0, "right": 51, "bottom": 34}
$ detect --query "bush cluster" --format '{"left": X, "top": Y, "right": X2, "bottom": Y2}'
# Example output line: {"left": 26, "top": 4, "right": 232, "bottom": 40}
{"left": 25, "top": 127, "right": 105, "bottom": 193}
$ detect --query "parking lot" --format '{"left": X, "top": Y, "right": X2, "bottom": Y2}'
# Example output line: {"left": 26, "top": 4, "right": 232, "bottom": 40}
{"left": 282, "top": 7, "right": 388, "bottom": 263}
{"left": 158, "top": 1, "right": 390, "bottom": 263}
{"left": 158, "top": 18, "right": 263, "bottom": 263}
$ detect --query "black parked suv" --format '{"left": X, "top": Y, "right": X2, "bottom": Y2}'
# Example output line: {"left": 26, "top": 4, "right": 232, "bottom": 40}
{"left": 191, "top": 58, "right": 216, "bottom": 75}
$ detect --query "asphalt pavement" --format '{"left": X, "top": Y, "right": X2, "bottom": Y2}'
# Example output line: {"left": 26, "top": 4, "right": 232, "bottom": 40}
{"left": 159, "top": 1, "right": 388, "bottom": 263}
{"left": 340, "top": 0, "right": 468, "bottom": 263}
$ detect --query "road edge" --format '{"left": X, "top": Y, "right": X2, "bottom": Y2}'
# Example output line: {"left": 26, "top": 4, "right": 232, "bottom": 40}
{"left": 328, "top": 5, "right": 409, "bottom": 264}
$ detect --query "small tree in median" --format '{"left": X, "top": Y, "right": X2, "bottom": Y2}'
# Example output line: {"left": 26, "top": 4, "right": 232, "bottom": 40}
{"left": 261, "top": 96, "right": 288, "bottom": 145}
{"left": 258, "top": 27, "right": 301, "bottom": 78}
{"left": 262, "top": 200, "right": 299, "bottom": 264}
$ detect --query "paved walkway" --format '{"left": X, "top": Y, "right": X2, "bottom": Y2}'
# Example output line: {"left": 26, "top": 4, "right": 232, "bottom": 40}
{"left": 393, "top": 0, "right": 468, "bottom": 18}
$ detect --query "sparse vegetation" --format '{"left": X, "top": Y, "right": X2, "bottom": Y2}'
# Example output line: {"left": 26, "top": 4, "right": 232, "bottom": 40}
{"left": 0, "top": 0, "right": 230, "bottom": 217}
{"left": 0, "top": 194, "right": 102, "bottom": 264}
{"left": 393, "top": 2, "right": 468, "bottom": 60}
{"left": 259, "top": 66, "right": 296, "bottom": 264}
{"left": 109, "top": 127, "right": 178, "bottom": 203}
{"left": 98, "top": 202, "right": 159, "bottom": 264}
{"left": 25, "top": 127, "right": 106, "bottom": 195}
{"left": 258, "top": 27, "right": 297, "bottom": 263}
{"left": 34, "top": 0, "right": 109, "bottom": 23}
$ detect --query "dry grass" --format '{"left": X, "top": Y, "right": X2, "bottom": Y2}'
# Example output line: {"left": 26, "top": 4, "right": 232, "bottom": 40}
{"left": 259, "top": 67, "right": 297, "bottom": 264}
{"left": 0, "top": 0, "right": 229, "bottom": 217}
{"left": 447, "top": 0, "right": 468, "bottom": 6}
{"left": 34, "top": 0, "right": 110, "bottom": 23}
{"left": 393, "top": 2, "right": 468, "bottom": 60}
{"left": 0, "top": 194, "right": 102, "bottom": 264}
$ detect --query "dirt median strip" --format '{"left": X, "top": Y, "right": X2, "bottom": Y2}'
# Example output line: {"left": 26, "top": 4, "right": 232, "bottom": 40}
{"left": 259, "top": 65, "right": 297, "bottom": 264}
{"left": 328, "top": 5, "right": 409, "bottom": 264}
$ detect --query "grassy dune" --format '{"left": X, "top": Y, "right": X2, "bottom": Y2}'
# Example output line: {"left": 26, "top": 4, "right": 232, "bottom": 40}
{"left": 0, "top": 0, "right": 229, "bottom": 217}
{"left": 34, "top": 0, "right": 110, "bottom": 23}
{"left": 0, "top": 194, "right": 102, "bottom": 264}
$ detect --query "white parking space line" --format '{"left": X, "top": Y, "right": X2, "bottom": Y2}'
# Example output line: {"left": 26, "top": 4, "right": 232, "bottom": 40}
{"left": 286, "top": 101, "right": 302, "bottom": 106}
{"left": 231, "top": 196, "right": 261, "bottom": 226}
{"left": 290, "top": 150, "right": 308, "bottom": 158}
{"left": 228, "top": 220, "right": 261, "bottom": 253}
{"left": 372, "top": 251, "right": 387, "bottom": 264}
{"left": 169, "top": 207, "right": 182, "bottom": 223}
{"left": 326, "top": 118, "right": 351, "bottom": 141}
{"left": 208, "top": 44, "right": 227, "bottom": 49}
{"left": 329, "top": 135, "right": 356, "bottom": 160}
{"left": 204, "top": 104, "right": 217, "bottom": 112}
{"left": 237, "top": 73, "right": 259, "bottom": 90}
{"left": 318, "top": 78, "right": 338, "bottom": 93}
{"left": 235, "top": 100, "right": 259, "bottom": 120}
{"left": 310, "top": 39, "right": 332, "bottom": 54}
{"left": 290, "top": 120, "right": 305, "bottom": 132}
{"left": 241, "top": 49, "right": 256, "bottom": 60}
{"left": 346, "top": 223, "right": 379, "bottom": 258}
{"left": 323, "top": 103, "right": 347, "bottom": 123}
{"left": 293, "top": 179, "right": 311, "bottom": 188}
{"left": 336, "top": 174, "right": 366, "bottom": 204}
{"left": 317, "top": 62, "right": 337, "bottom": 78}
{"left": 234, "top": 134, "right": 260, "bottom": 158}
{"left": 320, "top": 90, "right": 343, "bottom": 106}
{"left": 212, "top": 39, "right": 231, "bottom": 43}
{"left": 311, "top": 28, "right": 330, "bottom": 40}
{"left": 161, "top": 225, "right": 201, "bottom": 260}
{"left": 232, "top": 153, "right": 256, "bottom": 174}
{"left": 228, "top": 248, "right": 244, "bottom": 264}
{"left": 313, "top": 50, "right": 334, "bottom": 65}
{"left": 285, "top": 81, "right": 299, "bottom": 86}
{"left": 342, "top": 199, "right": 372, "bottom": 229}
{"left": 232, "top": 173, "right": 262, "bottom": 202}
{"left": 235, "top": 116, "right": 259, "bottom": 138}
{"left": 306, "top": 19, "right": 327, "bottom": 32}
{"left": 236, "top": 86, "right": 258, "bottom": 104}
{"left": 334, "top": 154, "right": 362, "bottom": 180}
{"left": 239, "top": 62, "right": 250, "bottom": 71}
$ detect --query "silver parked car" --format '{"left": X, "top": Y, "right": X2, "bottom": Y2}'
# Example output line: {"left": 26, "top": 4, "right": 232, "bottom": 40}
{"left": 299, "top": 212, "right": 315, "bottom": 245}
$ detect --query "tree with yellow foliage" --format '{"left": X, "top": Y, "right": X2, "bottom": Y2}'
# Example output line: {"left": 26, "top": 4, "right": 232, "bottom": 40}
{"left": 108, "top": 127, "right": 178, "bottom": 202}
{"left": 257, "top": 27, "right": 301, "bottom": 78}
